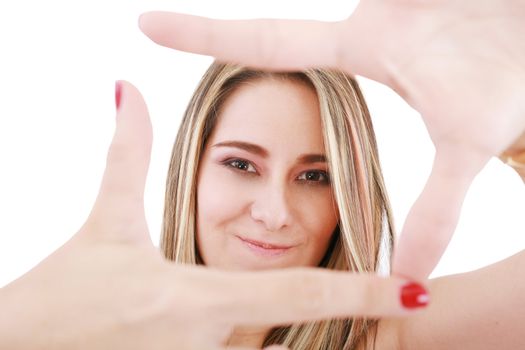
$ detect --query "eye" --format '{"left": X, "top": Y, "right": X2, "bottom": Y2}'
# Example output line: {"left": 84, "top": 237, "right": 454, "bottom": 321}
{"left": 224, "top": 158, "right": 258, "bottom": 173}
{"left": 297, "top": 170, "right": 330, "bottom": 184}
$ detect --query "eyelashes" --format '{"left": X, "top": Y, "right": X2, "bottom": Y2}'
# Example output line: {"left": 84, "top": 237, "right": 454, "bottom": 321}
{"left": 221, "top": 158, "right": 330, "bottom": 185}
{"left": 296, "top": 170, "right": 330, "bottom": 184}
{"left": 224, "top": 158, "right": 257, "bottom": 174}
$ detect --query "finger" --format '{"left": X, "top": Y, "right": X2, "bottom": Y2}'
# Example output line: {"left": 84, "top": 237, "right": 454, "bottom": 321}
{"left": 138, "top": 11, "right": 356, "bottom": 72}
{"left": 185, "top": 267, "right": 429, "bottom": 326}
{"left": 392, "top": 147, "right": 488, "bottom": 280}
{"left": 84, "top": 81, "right": 153, "bottom": 240}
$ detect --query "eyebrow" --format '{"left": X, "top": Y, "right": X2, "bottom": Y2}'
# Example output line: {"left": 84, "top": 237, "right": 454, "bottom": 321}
{"left": 297, "top": 154, "right": 327, "bottom": 164}
{"left": 212, "top": 140, "right": 326, "bottom": 164}
{"left": 213, "top": 141, "right": 268, "bottom": 157}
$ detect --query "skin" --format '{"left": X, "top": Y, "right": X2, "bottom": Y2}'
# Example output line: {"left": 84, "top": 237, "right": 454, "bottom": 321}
{"left": 196, "top": 78, "right": 338, "bottom": 346}
{"left": 197, "top": 78, "right": 337, "bottom": 271}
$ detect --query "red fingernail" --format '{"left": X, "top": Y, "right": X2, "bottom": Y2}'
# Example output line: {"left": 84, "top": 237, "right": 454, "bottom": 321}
{"left": 115, "top": 81, "right": 122, "bottom": 110}
{"left": 401, "top": 282, "right": 429, "bottom": 308}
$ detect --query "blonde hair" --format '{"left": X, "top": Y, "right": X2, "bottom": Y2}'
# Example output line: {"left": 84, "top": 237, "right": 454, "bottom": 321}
{"left": 161, "top": 62, "right": 395, "bottom": 349}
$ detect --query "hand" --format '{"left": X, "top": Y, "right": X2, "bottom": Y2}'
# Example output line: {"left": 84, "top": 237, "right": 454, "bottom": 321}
{"left": 138, "top": 0, "right": 525, "bottom": 280}
{"left": 0, "top": 81, "right": 424, "bottom": 350}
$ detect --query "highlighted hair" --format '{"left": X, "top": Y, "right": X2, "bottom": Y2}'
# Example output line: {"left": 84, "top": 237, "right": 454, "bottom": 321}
{"left": 162, "top": 62, "right": 394, "bottom": 349}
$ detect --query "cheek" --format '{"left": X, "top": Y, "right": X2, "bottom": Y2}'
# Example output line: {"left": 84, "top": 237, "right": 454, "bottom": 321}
{"left": 197, "top": 177, "right": 226, "bottom": 225}
{"left": 196, "top": 165, "right": 249, "bottom": 235}
{"left": 296, "top": 190, "right": 338, "bottom": 254}
{"left": 299, "top": 189, "right": 338, "bottom": 230}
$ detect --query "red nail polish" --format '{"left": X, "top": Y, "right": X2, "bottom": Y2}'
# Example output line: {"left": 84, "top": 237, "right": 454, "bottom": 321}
{"left": 115, "top": 81, "right": 122, "bottom": 110}
{"left": 401, "top": 282, "right": 429, "bottom": 308}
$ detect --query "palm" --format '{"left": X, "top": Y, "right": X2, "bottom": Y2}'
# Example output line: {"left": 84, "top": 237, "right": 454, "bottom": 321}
{"left": 350, "top": 0, "right": 525, "bottom": 159}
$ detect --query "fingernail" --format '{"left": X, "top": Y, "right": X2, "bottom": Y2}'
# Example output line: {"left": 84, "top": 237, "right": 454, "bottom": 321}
{"left": 115, "top": 81, "right": 122, "bottom": 110}
{"left": 401, "top": 282, "right": 429, "bottom": 308}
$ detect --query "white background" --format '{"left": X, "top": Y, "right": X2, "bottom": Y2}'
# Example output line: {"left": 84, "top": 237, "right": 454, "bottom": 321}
{"left": 1, "top": 0, "right": 524, "bottom": 287}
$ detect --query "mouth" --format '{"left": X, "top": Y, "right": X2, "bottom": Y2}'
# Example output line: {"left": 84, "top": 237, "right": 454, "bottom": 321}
{"left": 236, "top": 235, "right": 296, "bottom": 257}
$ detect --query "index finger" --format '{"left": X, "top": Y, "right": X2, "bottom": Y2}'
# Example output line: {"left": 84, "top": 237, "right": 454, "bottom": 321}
{"left": 138, "top": 11, "right": 352, "bottom": 71}
{"left": 180, "top": 267, "right": 429, "bottom": 326}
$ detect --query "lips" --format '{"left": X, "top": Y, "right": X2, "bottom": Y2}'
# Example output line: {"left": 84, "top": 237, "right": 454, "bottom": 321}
{"left": 236, "top": 235, "right": 296, "bottom": 257}
{"left": 239, "top": 236, "right": 293, "bottom": 249}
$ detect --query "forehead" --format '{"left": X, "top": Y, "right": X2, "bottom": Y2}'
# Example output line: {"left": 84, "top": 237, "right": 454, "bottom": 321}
{"left": 209, "top": 77, "right": 325, "bottom": 153}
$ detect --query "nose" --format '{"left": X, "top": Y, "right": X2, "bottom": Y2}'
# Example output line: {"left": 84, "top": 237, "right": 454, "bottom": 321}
{"left": 250, "top": 182, "right": 293, "bottom": 232}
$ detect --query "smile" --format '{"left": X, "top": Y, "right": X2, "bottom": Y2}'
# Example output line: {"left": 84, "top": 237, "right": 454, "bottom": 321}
{"left": 236, "top": 236, "right": 295, "bottom": 257}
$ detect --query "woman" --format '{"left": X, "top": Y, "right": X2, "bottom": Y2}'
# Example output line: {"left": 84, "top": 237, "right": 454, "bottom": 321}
{"left": 161, "top": 62, "right": 392, "bottom": 348}
{"left": 160, "top": 62, "right": 525, "bottom": 349}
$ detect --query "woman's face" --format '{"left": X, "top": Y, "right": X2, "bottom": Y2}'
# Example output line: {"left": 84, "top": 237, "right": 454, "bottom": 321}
{"left": 196, "top": 78, "right": 338, "bottom": 270}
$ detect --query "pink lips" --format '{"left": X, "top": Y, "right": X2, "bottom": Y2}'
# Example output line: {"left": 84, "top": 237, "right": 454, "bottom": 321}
{"left": 237, "top": 236, "right": 295, "bottom": 257}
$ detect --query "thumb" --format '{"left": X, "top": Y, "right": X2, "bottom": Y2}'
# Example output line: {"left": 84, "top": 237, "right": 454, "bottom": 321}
{"left": 392, "top": 146, "right": 487, "bottom": 280}
{"left": 82, "top": 81, "right": 153, "bottom": 243}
